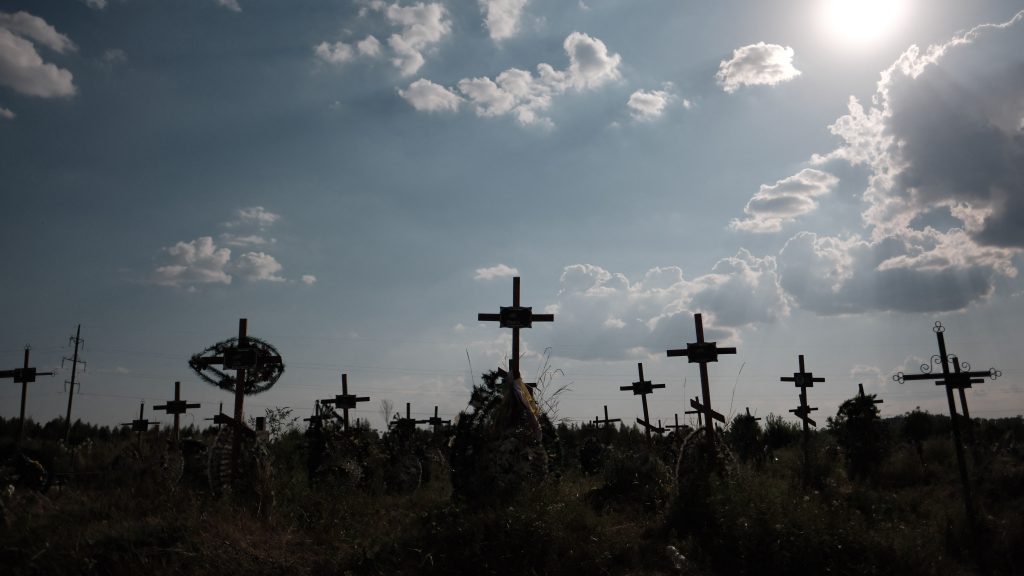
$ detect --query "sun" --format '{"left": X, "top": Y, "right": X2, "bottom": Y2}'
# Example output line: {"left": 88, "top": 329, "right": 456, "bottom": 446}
{"left": 821, "top": 0, "right": 910, "bottom": 48}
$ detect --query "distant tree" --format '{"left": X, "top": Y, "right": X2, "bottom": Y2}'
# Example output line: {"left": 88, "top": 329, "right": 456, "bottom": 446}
{"left": 726, "top": 412, "right": 763, "bottom": 465}
{"left": 379, "top": 399, "right": 395, "bottom": 429}
{"left": 828, "top": 392, "right": 889, "bottom": 481}
{"left": 763, "top": 413, "right": 799, "bottom": 459}
{"left": 902, "top": 407, "right": 933, "bottom": 466}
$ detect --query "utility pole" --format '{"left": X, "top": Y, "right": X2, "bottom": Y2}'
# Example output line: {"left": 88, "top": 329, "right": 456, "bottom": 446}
{"left": 62, "top": 324, "right": 85, "bottom": 443}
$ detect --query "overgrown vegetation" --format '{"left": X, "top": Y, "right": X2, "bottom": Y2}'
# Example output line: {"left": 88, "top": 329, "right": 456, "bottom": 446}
{"left": 1, "top": 406, "right": 1022, "bottom": 575}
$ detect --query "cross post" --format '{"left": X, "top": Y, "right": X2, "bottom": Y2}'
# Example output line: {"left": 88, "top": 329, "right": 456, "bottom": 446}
{"left": 394, "top": 402, "right": 430, "bottom": 432}
{"left": 781, "top": 354, "right": 823, "bottom": 477}
{"left": 744, "top": 407, "right": 762, "bottom": 422}
{"left": 477, "top": 276, "right": 554, "bottom": 380}
{"left": 427, "top": 406, "right": 451, "bottom": 431}
{"left": 619, "top": 362, "right": 665, "bottom": 440}
{"left": 320, "top": 373, "right": 371, "bottom": 430}
{"left": 892, "top": 322, "right": 1000, "bottom": 530}
{"left": 1, "top": 346, "right": 54, "bottom": 445}
{"left": 685, "top": 396, "right": 704, "bottom": 428}
{"left": 595, "top": 405, "right": 621, "bottom": 428}
{"left": 153, "top": 381, "right": 201, "bottom": 451}
{"left": 205, "top": 402, "right": 225, "bottom": 430}
{"left": 665, "top": 413, "right": 687, "bottom": 433}
{"left": 667, "top": 313, "right": 736, "bottom": 437}
{"left": 121, "top": 402, "right": 158, "bottom": 450}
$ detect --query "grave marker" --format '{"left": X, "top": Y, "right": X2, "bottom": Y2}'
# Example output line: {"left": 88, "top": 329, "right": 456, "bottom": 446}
{"left": 0, "top": 346, "right": 54, "bottom": 444}
{"left": 667, "top": 313, "right": 736, "bottom": 437}
{"left": 619, "top": 362, "right": 665, "bottom": 440}
{"left": 780, "top": 354, "right": 823, "bottom": 477}
{"left": 121, "top": 402, "right": 159, "bottom": 450}
{"left": 427, "top": 406, "right": 451, "bottom": 431}
{"left": 319, "top": 373, "right": 370, "bottom": 431}
{"left": 477, "top": 276, "right": 554, "bottom": 379}
{"left": 153, "top": 381, "right": 201, "bottom": 451}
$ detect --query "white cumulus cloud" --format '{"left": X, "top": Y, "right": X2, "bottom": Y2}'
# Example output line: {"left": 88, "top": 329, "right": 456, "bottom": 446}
{"left": 474, "top": 264, "right": 519, "bottom": 280}
{"left": 151, "top": 237, "right": 233, "bottom": 288}
{"left": 301, "top": 274, "right": 317, "bottom": 285}
{"left": 232, "top": 252, "right": 285, "bottom": 282}
{"left": 398, "top": 78, "right": 462, "bottom": 112}
{"left": 0, "top": 12, "right": 76, "bottom": 98}
{"left": 0, "top": 106, "right": 13, "bottom": 119}
{"left": 384, "top": 2, "right": 451, "bottom": 76}
{"left": 479, "top": 0, "right": 529, "bottom": 42}
{"left": 627, "top": 88, "right": 672, "bottom": 121}
{"left": 715, "top": 42, "right": 801, "bottom": 93}
{"left": 215, "top": 0, "right": 242, "bottom": 12}
{"left": 730, "top": 169, "right": 839, "bottom": 233}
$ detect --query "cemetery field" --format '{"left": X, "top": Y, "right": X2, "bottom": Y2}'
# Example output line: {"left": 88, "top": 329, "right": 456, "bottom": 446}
{"left": 1, "top": 415, "right": 1023, "bottom": 576}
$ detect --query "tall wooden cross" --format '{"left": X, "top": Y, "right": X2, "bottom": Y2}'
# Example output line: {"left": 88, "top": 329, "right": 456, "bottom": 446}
{"left": 781, "top": 354, "right": 823, "bottom": 471}
{"left": 857, "top": 383, "right": 883, "bottom": 405}
{"left": 427, "top": 406, "right": 451, "bottom": 431}
{"left": 304, "top": 400, "right": 324, "bottom": 430}
{"left": 477, "top": 276, "right": 554, "bottom": 379}
{"left": 892, "top": 321, "right": 1000, "bottom": 529}
{"left": 320, "top": 373, "right": 370, "bottom": 430}
{"left": 594, "top": 405, "right": 620, "bottom": 429}
{"left": 1, "top": 346, "right": 54, "bottom": 444}
{"left": 190, "top": 318, "right": 284, "bottom": 482}
{"left": 685, "top": 396, "right": 704, "bottom": 428}
{"left": 619, "top": 362, "right": 665, "bottom": 440}
{"left": 153, "top": 381, "right": 201, "bottom": 451}
{"left": 121, "top": 402, "right": 159, "bottom": 450}
{"left": 667, "top": 313, "right": 736, "bottom": 436}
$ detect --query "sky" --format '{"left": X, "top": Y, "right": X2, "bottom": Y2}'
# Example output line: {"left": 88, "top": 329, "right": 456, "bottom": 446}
{"left": 1, "top": 0, "right": 1023, "bottom": 433}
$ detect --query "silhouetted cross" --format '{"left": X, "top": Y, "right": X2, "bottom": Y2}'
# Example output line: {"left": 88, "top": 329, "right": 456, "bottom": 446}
{"left": 781, "top": 354, "right": 822, "bottom": 429}
{"left": 856, "top": 383, "right": 883, "bottom": 405}
{"left": 893, "top": 321, "right": 1000, "bottom": 528}
{"left": 665, "top": 413, "right": 687, "bottom": 433}
{"left": 594, "top": 405, "right": 621, "bottom": 428}
{"left": 685, "top": 396, "right": 704, "bottom": 427}
{"left": 320, "top": 373, "right": 370, "bottom": 430}
{"left": 121, "top": 402, "right": 159, "bottom": 449}
{"left": 477, "top": 276, "right": 554, "bottom": 379}
{"left": 153, "top": 381, "right": 201, "bottom": 450}
{"left": 1, "top": 346, "right": 54, "bottom": 444}
{"left": 393, "top": 402, "right": 430, "bottom": 432}
{"left": 744, "top": 407, "right": 761, "bottom": 422}
{"left": 666, "top": 313, "right": 736, "bottom": 436}
{"left": 619, "top": 362, "right": 665, "bottom": 440}
{"left": 427, "top": 406, "right": 451, "bottom": 431}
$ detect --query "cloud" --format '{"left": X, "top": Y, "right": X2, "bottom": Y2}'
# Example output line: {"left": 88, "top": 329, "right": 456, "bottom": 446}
{"left": 0, "top": 12, "right": 76, "bottom": 53}
{"left": 315, "top": 41, "right": 355, "bottom": 65}
{"left": 230, "top": 206, "right": 280, "bottom": 228}
{"left": 221, "top": 233, "right": 273, "bottom": 248}
{"left": 384, "top": 2, "right": 451, "bottom": 76}
{"left": 730, "top": 169, "right": 839, "bottom": 233}
{"left": 102, "top": 48, "right": 127, "bottom": 64}
{"left": 474, "top": 264, "right": 519, "bottom": 280}
{"left": 764, "top": 10, "right": 1024, "bottom": 314}
{"left": 85, "top": 0, "right": 107, "bottom": 9}
{"left": 479, "top": 0, "right": 529, "bottom": 42}
{"left": 411, "top": 32, "right": 621, "bottom": 127}
{"left": 301, "top": 274, "right": 317, "bottom": 285}
{"left": 151, "top": 237, "right": 233, "bottom": 288}
{"left": 357, "top": 35, "right": 382, "bottom": 57}
{"left": 627, "top": 88, "right": 672, "bottom": 121}
{"left": 776, "top": 229, "right": 1016, "bottom": 314}
{"left": 715, "top": 42, "right": 801, "bottom": 93}
{"left": 0, "top": 13, "right": 76, "bottom": 98}
{"left": 0, "top": 106, "right": 13, "bottom": 119}
{"left": 548, "top": 254, "right": 787, "bottom": 360}
{"left": 232, "top": 251, "right": 285, "bottom": 282}
{"left": 398, "top": 78, "right": 462, "bottom": 112}
{"left": 215, "top": 0, "right": 242, "bottom": 12}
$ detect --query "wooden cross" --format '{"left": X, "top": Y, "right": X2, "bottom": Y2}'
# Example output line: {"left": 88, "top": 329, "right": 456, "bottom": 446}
{"left": 665, "top": 413, "right": 687, "bottom": 433}
{"left": 153, "top": 381, "right": 201, "bottom": 451}
{"left": 744, "top": 407, "right": 762, "bottom": 422}
{"left": 427, "top": 406, "right": 451, "bottom": 431}
{"left": 666, "top": 313, "right": 736, "bottom": 436}
{"left": 320, "top": 373, "right": 370, "bottom": 430}
{"left": 477, "top": 276, "right": 554, "bottom": 379}
{"left": 619, "top": 362, "right": 665, "bottom": 440}
{"left": 892, "top": 321, "right": 1000, "bottom": 528}
{"left": 781, "top": 354, "right": 822, "bottom": 469}
{"left": 121, "top": 402, "right": 159, "bottom": 450}
{"left": 205, "top": 402, "right": 225, "bottom": 430}
{"left": 594, "top": 405, "right": 620, "bottom": 429}
{"left": 190, "top": 318, "right": 284, "bottom": 482}
{"left": 689, "top": 396, "right": 724, "bottom": 429}
{"left": 304, "top": 400, "right": 325, "bottom": 430}
{"left": 1, "top": 346, "right": 54, "bottom": 444}
{"left": 685, "top": 396, "right": 704, "bottom": 428}
{"left": 856, "top": 383, "right": 883, "bottom": 405}
{"left": 393, "top": 402, "right": 430, "bottom": 432}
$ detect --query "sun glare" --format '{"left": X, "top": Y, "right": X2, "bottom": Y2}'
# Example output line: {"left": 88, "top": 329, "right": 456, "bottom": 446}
{"left": 821, "top": 0, "right": 910, "bottom": 48}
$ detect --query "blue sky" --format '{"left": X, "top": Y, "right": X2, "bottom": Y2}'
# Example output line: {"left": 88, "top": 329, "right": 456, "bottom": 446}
{"left": 1, "top": 0, "right": 1023, "bottom": 431}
